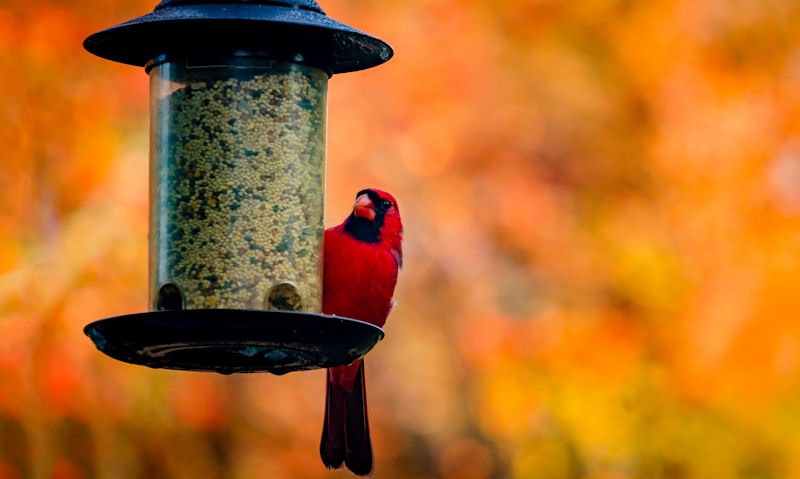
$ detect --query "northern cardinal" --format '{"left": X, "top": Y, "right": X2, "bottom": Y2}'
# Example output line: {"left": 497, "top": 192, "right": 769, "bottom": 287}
{"left": 320, "top": 188, "right": 403, "bottom": 476}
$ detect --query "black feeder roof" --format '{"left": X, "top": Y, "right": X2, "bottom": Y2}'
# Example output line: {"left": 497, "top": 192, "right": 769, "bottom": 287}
{"left": 83, "top": 0, "right": 393, "bottom": 74}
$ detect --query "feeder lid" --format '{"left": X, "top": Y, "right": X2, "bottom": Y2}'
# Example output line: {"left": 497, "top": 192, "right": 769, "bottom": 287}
{"left": 83, "top": 0, "right": 393, "bottom": 74}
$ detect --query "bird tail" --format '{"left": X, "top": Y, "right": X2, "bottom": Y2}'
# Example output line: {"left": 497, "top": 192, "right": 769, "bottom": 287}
{"left": 320, "top": 360, "right": 373, "bottom": 476}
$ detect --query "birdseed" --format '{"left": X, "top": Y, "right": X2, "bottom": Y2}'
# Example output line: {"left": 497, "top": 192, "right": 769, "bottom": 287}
{"left": 149, "top": 61, "right": 327, "bottom": 312}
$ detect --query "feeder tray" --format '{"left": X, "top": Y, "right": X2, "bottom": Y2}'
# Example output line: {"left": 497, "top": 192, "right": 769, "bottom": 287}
{"left": 84, "top": 310, "right": 384, "bottom": 375}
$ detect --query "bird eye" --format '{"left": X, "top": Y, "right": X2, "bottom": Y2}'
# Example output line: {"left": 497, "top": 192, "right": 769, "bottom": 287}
{"left": 381, "top": 200, "right": 393, "bottom": 210}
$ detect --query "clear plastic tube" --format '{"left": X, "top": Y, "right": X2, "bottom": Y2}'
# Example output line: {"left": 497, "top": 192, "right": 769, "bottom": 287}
{"left": 148, "top": 56, "right": 326, "bottom": 313}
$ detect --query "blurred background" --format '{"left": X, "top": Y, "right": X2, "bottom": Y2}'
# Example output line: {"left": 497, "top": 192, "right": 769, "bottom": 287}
{"left": 2, "top": 0, "right": 800, "bottom": 477}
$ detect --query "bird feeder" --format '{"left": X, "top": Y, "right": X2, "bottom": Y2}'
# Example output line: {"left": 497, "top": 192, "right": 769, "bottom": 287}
{"left": 82, "top": 0, "right": 392, "bottom": 375}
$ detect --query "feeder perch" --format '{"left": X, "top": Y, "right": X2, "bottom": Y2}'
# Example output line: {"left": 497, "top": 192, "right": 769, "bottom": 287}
{"left": 82, "top": 0, "right": 392, "bottom": 374}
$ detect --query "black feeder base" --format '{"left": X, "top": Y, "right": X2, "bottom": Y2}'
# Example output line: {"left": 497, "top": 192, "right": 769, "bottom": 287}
{"left": 84, "top": 310, "right": 384, "bottom": 375}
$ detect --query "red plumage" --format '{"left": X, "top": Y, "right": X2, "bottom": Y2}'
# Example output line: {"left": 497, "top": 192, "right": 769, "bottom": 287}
{"left": 320, "top": 188, "right": 403, "bottom": 476}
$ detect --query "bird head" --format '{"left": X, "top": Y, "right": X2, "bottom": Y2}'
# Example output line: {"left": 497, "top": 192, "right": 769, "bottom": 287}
{"left": 343, "top": 188, "right": 403, "bottom": 263}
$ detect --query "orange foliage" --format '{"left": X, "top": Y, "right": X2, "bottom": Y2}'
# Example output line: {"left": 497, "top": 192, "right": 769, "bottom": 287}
{"left": 2, "top": 0, "right": 800, "bottom": 477}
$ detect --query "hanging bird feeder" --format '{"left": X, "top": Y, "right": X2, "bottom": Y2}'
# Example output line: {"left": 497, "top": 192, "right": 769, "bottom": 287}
{"left": 82, "top": 0, "right": 392, "bottom": 375}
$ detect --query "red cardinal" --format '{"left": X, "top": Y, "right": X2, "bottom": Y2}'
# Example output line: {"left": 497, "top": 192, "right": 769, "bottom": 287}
{"left": 320, "top": 188, "right": 403, "bottom": 476}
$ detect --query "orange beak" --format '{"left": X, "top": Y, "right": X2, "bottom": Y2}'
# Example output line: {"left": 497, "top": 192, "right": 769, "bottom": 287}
{"left": 352, "top": 193, "right": 376, "bottom": 221}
